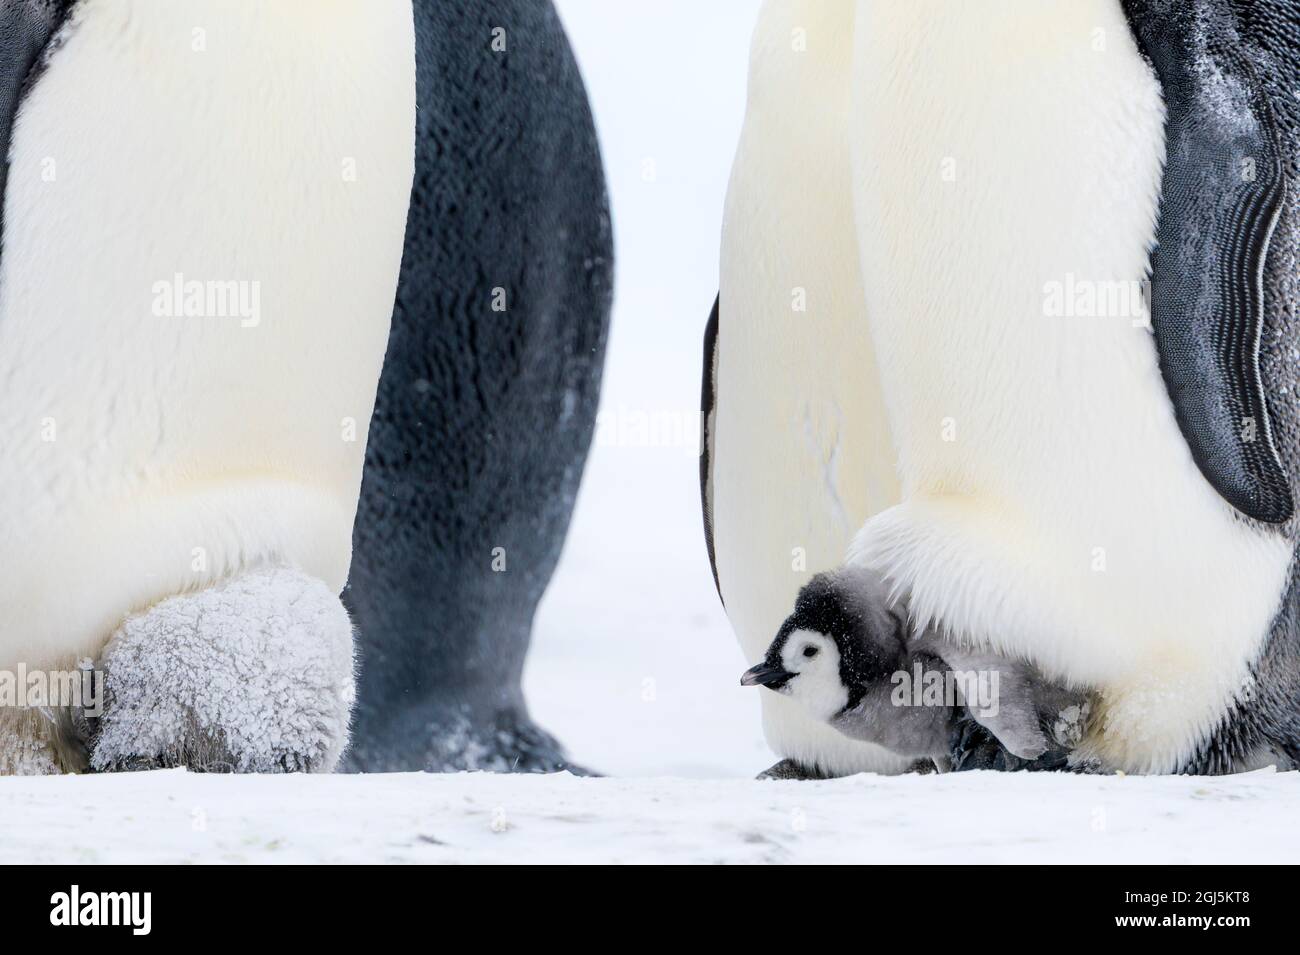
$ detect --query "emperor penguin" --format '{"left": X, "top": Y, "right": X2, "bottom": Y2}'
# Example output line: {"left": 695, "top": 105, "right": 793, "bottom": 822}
{"left": 0, "top": 0, "right": 609, "bottom": 774}
{"left": 703, "top": 0, "right": 1300, "bottom": 777}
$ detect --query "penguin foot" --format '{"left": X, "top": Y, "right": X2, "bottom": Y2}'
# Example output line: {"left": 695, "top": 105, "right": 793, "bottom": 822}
{"left": 345, "top": 704, "right": 593, "bottom": 775}
{"left": 432, "top": 710, "right": 593, "bottom": 775}
{"left": 80, "top": 566, "right": 355, "bottom": 774}
{"left": 756, "top": 759, "right": 835, "bottom": 781}
{"left": 756, "top": 757, "right": 937, "bottom": 780}
{"left": 949, "top": 719, "right": 1072, "bottom": 773}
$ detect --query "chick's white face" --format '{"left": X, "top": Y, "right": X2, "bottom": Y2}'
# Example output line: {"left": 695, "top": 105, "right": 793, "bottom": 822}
{"left": 780, "top": 629, "right": 849, "bottom": 721}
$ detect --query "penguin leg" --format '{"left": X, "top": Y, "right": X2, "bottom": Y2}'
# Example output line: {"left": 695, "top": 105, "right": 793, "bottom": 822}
{"left": 79, "top": 567, "right": 355, "bottom": 774}
{"left": 340, "top": 2, "right": 610, "bottom": 775}
{"left": 946, "top": 682, "right": 1095, "bottom": 773}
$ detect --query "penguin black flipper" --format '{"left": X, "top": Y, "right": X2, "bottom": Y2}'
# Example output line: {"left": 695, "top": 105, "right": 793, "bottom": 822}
{"left": 343, "top": 0, "right": 612, "bottom": 774}
{"left": 0, "top": 2, "right": 73, "bottom": 242}
{"left": 700, "top": 294, "right": 723, "bottom": 604}
{"left": 1125, "top": 0, "right": 1294, "bottom": 523}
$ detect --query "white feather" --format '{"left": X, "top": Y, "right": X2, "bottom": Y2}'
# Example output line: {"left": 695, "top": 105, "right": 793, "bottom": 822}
{"left": 0, "top": 1, "right": 416, "bottom": 671}
{"left": 780, "top": 630, "right": 849, "bottom": 723}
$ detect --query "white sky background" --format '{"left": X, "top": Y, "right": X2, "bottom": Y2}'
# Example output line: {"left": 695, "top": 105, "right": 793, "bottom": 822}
{"left": 526, "top": 0, "right": 771, "bottom": 778}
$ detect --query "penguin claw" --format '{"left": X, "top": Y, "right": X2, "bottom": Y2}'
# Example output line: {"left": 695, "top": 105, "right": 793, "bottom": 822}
{"left": 482, "top": 715, "right": 596, "bottom": 777}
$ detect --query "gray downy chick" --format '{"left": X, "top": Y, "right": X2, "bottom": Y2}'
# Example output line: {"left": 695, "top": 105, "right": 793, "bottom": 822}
{"left": 741, "top": 568, "right": 1094, "bottom": 770}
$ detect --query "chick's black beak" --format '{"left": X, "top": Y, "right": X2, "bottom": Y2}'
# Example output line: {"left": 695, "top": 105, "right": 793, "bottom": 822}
{"left": 741, "top": 662, "right": 793, "bottom": 689}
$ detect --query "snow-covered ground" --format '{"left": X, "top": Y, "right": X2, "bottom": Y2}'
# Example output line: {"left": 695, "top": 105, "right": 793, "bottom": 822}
{"left": 8, "top": 767, "right": 1299, "bottom": 864}
{"left": 6, "top": 1, "right": 1297, "bottom": 867}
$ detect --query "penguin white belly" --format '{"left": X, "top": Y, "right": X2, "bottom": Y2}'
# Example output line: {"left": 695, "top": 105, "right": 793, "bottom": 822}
{"left": 0, "top": 0, "right": 416, "bottom": 670}
{"left": 717, "top": 0, "right": 909, "bottom": 775}
{"left": 847, "top": 0, "right": 1292, "bottom": 772}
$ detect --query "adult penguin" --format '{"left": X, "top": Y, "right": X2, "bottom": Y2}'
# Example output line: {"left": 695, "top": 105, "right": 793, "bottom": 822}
{"left": 0, "top": 0, "right": 609, "bottom": 775}
{"left": 703, "top": 0, "right": 1300, "bottom": 777}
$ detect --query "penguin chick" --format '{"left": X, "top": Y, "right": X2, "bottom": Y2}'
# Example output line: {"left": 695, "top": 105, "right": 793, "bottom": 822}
{"left": 741, "top": 568, "right": 1094, "bottom": 768}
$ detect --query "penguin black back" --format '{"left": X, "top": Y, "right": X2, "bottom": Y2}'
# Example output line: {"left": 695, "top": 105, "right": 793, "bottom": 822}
{"left": 0, "top": 1, "right": 73, "bottom": 261}
{"left": 1123, "top": 0, "right": 1300, "bottom": 524}
{"left": 342, "top": 0, "right": 612, "bottom": 772}
{"left": 1124, "top": 0, "right": 1300, "bottom": 770}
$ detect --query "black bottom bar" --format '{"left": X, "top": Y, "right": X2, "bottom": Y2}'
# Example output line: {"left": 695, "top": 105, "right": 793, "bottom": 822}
{"left": 2, "top": 865, "right": 1283, "bottom": 938}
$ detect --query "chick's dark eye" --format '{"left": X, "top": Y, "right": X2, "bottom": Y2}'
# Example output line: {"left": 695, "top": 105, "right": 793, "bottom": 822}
{"left": 802, "top": 645, "right": 819, "bottom": 659}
